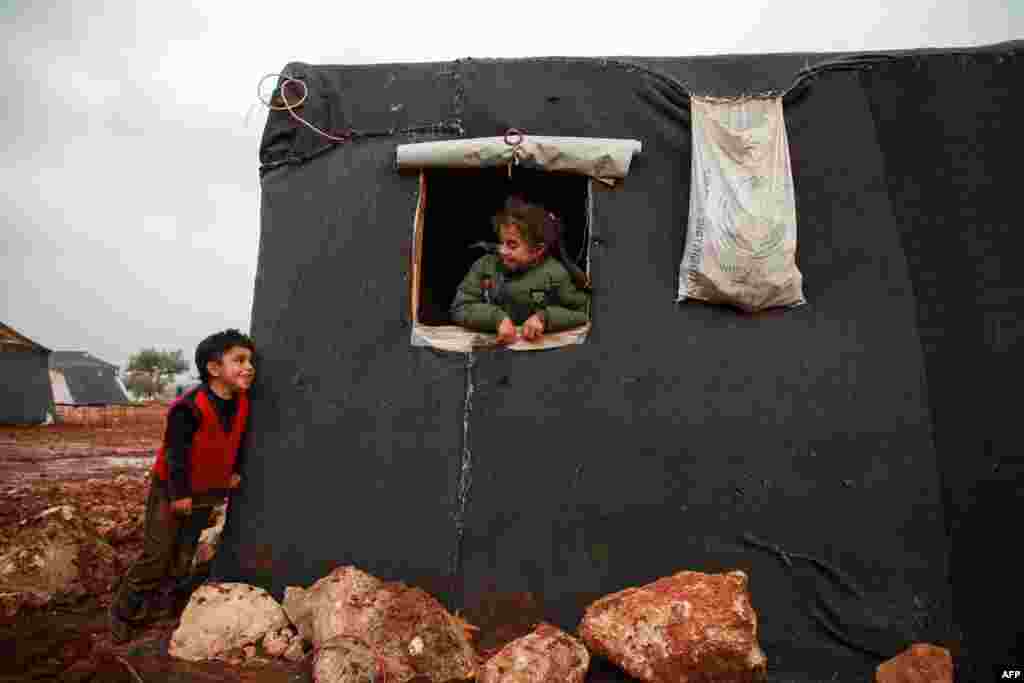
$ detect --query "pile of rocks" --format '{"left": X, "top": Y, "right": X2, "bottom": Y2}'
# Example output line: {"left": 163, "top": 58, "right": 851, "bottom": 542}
{"left": 167, "top": 566, "right": 768, "bottom": 683}
{"left": 168, "top": 568, "right": 479, "bottom": 680}
{"left": 167, "top": 566, "right": 953, "bottom": 683}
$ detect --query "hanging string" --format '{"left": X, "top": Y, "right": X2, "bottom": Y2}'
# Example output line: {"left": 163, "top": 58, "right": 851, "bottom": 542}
{"left": 242, "top": 101, "right": 262, "bottom": 129}
{"left": 256, "top": 71, "right": 465, "bottom": 172}
{"left": 257, "top": 73, "right": 353, "bottom": 142}
{"left": 503, "top": 128, "right": 525, "bottom": 178}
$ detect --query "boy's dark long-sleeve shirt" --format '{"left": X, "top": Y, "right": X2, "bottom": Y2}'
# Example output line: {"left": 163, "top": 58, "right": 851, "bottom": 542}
{"left": 164, "top": 386, "right": 248, "bottom": 501}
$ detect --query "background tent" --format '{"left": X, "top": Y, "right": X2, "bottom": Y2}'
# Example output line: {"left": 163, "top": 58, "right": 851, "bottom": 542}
{"left": 49, "top": 351, "right": 130, "bottom": 406}
{"left": 215, "top": 41, "right": 1023, "bottom": 680}
{"left": 0, "top": 322, "right": 55, "bottom": 425}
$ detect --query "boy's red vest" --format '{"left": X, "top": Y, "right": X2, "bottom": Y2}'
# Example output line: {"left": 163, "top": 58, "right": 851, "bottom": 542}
{"left": 152, "top": 388, "right": 250, "bottom": 494}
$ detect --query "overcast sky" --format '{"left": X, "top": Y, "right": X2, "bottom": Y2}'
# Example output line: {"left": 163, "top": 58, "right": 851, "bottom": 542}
{"left": 2, "top": 1, "right": 1020, "bottom": 377}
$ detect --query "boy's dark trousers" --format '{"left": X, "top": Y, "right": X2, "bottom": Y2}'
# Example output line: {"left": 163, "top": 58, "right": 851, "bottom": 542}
{"left": 112, "top": 481, "right": 220, "bottom": 620}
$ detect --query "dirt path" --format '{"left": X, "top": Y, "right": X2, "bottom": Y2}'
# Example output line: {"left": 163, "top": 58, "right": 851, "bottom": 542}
{"left": 0, "top": 421, "right": 159, "bottom": 540}
{"left": 0, "top": 605, "right": 310, "bottom": 682}
{"left": 0, "top": 409, "right": 162, "bottom": 485}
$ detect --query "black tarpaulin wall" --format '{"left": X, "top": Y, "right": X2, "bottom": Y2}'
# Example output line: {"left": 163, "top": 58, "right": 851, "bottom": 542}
{"left": 215, "top": 42, "right": 1022, "bottom": 680}
{"left": 0, "top": 349, "right": 53, "bottom": 425}
{"left": 859, "top": 54, "right": 1024, "bottom": 671}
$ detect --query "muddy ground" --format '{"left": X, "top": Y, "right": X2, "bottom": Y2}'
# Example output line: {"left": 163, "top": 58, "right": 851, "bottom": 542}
{"left": 0, "top": 406, "right": 313, "bottom": 683}
{"left": 1, "top": 407, "right": 579, "bottom": 682}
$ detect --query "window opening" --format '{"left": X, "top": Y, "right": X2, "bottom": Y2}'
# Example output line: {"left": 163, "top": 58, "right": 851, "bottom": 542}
{"left": 410, "top": 168, "right": 592, "bottom": 352}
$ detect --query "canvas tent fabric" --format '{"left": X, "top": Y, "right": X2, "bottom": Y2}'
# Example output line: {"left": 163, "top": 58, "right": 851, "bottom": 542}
{"left": 218, "top": 41, "right": 1023, "bottom": 680}
{"left": 49, "top": 351, "right": 130, "bottom": 405}
{"left": 0, "top": 323, "right": 55, "bottom": 425}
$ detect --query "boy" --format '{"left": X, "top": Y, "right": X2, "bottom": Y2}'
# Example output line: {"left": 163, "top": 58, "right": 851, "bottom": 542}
{"left": 451, "top": 196, "right": 590, "bottom": 344}
{"left": 109, "top": 329, "right": 256, "bottom": 642}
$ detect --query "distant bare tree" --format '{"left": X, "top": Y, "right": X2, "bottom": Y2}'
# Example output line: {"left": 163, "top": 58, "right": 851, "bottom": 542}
{"left": 123, "top": 348, "right": 188, "bottom": 400}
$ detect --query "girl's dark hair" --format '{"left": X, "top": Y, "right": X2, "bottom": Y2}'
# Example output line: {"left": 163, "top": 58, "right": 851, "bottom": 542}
{"left": 492, "top": 196, "right": 590, "bottom": 290}
{"left": 195, "top": 329, "right": 255, "bottom": 383}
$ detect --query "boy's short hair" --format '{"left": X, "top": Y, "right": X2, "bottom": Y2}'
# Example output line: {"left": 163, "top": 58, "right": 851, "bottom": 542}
{"left": 195, "top": 329, "right": 256, "bottom": 383}
{"left": 492, "top": 196, "right": 549, "bottom": 249}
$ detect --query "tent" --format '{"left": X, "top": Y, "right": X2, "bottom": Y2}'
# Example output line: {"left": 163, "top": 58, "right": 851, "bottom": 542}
{"left": 0, "top": 322, "right": 55, "bottom": 425}
{"left": 49, "top": 351, "right": 131, "bottom": 406}
{"left": 215, "top": 41, "right": 1023, "bottom": 679}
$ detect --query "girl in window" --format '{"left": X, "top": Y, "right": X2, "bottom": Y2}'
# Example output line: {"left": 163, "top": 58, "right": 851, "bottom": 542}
{"left": 451, "top": 196, "right": 590, "bottom": 344}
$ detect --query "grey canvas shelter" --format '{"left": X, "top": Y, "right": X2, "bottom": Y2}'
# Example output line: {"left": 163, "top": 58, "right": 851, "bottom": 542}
{"left": 0, "top": 322, "right": 55, "bottom": 425}
{"left": 49, "top": 351, "right": 130, "bottom": 406}
{"left": 214, "top": 41, "right": 1023, "bottom": 680}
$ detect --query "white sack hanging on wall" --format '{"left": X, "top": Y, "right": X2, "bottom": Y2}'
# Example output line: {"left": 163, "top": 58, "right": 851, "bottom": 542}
{"left": 678, "top": 97, "right": 805, "bottom": 312}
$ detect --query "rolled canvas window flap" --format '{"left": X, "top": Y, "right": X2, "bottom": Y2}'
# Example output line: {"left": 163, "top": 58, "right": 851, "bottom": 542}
{"left": 396, "top": 136, "right": 642, "bottom": 185}
{"left": 677, "top": 97, "right": 805, "bottom": 312}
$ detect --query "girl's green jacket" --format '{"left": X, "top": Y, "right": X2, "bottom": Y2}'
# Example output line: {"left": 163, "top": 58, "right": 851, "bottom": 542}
{"left": 451, "top": 254, "right": 590, "bottom": 332}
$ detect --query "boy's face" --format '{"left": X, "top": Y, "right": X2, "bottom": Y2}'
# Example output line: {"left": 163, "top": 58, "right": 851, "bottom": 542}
{"left": 207, "top": 346, "right": 255, "bottom": 394}
{"left": 498, "top": 224, "right": 545, "bottom": 271}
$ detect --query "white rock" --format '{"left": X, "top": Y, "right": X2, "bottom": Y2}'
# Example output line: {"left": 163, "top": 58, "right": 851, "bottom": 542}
{"left": 169, "top": 583, "right": 290, "bottom": 662}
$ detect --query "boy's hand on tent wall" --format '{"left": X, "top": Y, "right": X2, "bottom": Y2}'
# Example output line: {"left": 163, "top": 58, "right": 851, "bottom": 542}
{"left": 229, "top": 474, "right": 241, "bottom": 489}
{"left": 522, "top": 314, "right": 545, "bottom": 341}
{"left": 171, "top": 498, "right": 193, "bottom": 516}
{"left": 496, "top": 317, "right": 518, "bottom": 345}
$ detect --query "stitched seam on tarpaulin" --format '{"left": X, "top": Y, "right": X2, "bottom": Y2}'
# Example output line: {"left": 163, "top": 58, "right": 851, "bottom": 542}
{"left": 260, "top": 43, "right": 1020, "bottom": 171}
{"left": 449, "top": 351, "right": 476, "bottom": 608}
{"left": 466, "top": 41, "right": 1021, "bottom": 99}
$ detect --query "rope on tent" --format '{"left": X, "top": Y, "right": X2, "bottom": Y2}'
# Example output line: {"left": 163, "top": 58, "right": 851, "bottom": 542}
{"left": 449, "top": 352, "right": 476, "bottom": 580}
{"left": 741, "top": 533, "right": 863, "bottom": 598}
{"left": 741, "top": 533, "right": 910, "bottom": 660}
{"left": 503, "top": 128, "right": 525, "bottom": 179}
{"left": 809, "top": 603, "right": 894, "bottom": 661}
{"left": 258, "top": 73, "right": 353, "bottom": 142}
{"left": 257, "top": 72, "right": 465, "bottom": 155}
